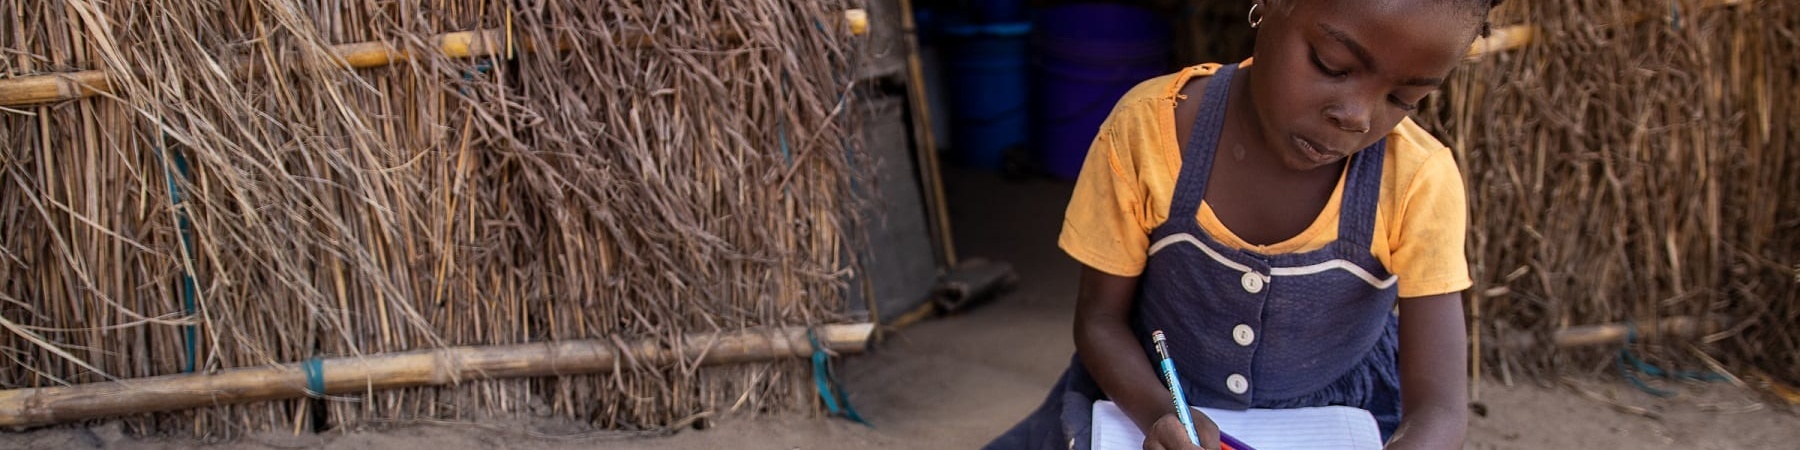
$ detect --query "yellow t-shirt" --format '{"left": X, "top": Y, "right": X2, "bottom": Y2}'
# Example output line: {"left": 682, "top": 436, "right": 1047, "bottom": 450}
{"left": 1058, "top": 62, "right": 1472, "bottom": 298}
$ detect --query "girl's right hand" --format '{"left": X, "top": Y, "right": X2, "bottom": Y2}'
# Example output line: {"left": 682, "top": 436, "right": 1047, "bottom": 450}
{"left": 1143, "top": 410, "right": 1220, "bottom": 450}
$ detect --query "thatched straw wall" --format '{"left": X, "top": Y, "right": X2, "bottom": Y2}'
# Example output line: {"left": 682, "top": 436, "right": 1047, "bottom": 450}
{"left": 1, "top": 0, "right": 867, "bottom": 438}
{"left": 1424, "top": 0, "right": 1798, "bottom": 386}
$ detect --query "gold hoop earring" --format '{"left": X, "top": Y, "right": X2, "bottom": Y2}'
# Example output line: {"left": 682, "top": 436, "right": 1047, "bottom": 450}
{"left": 1248, "top": 3, "right": 1263, "bottom": 28}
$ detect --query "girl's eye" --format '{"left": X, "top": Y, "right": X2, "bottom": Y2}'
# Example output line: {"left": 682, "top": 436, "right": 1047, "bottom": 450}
{"left": 1389, "top": 95, "right": 1419, "bottom": 112}
{"left": 1310, "top": 50, "right": 1348, "bottom": 78}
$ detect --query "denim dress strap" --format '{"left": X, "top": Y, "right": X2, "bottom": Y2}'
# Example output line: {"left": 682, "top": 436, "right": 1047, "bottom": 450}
{"left": 1165, "top": 63, "right": 1238, "bottom": 223}
{"left": 1336, "top": 138, "right": 1386, "bottom": 248}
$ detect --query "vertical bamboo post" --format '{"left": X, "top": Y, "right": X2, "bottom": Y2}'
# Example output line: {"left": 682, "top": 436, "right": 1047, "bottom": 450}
{"left": 896, "top": 0, "right": 958, "bottom": 268}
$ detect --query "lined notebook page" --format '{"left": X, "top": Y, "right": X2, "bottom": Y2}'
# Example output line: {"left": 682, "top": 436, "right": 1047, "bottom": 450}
{"left": 1091, "top": 400, "right": 1381, "bottom": 450}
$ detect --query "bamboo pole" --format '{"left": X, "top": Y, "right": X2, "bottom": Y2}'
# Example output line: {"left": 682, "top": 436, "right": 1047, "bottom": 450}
{"left": 0, "top": 29, "right": 517, "bottom": 107}
{"left": 0, "top": 8, "right": 873, "bottom": 107}
{"left": 1497, "top": 316, "right": 1727, "bottom": 350}
{"left": 896, "top": 0, "right": 958, "bottom": 268}
{"left": 1464, "top": 0, "right": 1748, "bottom": 60}
{"left": 0, "top": 70, "right": 111, "bottom": 108}
{"left": 331, "top": 29, "right": 515, "bottom": 69}
{"left": 1465, "top": 25, "right": 1537, "bottom": 60}
{"left": 3, "top": 2, "right": 1752, "bottom": 105}
{"left": 0, "top": 323, "right": 873, "bottom": 428}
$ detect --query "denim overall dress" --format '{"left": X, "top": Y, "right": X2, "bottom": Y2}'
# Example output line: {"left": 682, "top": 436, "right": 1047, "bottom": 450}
{"left": 986, "top": 63, "right": 1403, "bottom": 450}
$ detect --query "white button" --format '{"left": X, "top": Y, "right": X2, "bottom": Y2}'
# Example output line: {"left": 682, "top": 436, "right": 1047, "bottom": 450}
{"left": 1226, "top": 373, "right": 1249, "bottom": 394}
{"left": 1233, "top": 324, "right": 1255, "bottom": 346}
{"left": 1240, "top": 272, "right": 1265, "bottom": 294}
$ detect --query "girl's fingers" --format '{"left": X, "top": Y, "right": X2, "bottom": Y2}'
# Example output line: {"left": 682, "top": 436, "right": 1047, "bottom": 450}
{"left": 1148, "top": 413, "right": 1203, "bottom": 450}
{"left": 1190, "top": 408, "right": 1222, "bottom": 450}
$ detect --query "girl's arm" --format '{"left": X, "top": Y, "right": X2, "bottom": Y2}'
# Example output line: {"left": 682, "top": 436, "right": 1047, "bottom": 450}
{"left": 1075, "top": 266, "right": 1217, "bottom": 450}
{"left": 1385, "top": 292, "right": 1470, "bottom": 449}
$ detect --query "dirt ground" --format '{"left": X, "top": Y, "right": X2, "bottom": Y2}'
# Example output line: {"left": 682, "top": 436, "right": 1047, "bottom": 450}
{"left": 5, "top": 168, "right": 1796, "bottom": 449}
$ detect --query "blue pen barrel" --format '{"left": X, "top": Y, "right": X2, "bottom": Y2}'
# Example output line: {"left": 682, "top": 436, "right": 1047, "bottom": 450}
{"left": 1163, "top": 359, "right": 1202, "bottom": 445}
{"left": 1153, "top": 330, "right": 1203, "bottom": 446}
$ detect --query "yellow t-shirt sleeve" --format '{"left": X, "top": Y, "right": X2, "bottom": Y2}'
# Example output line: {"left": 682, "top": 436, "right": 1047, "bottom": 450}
{"left": 1391, "top": 149, "right": 1474, "bottom": 298}
{"left": 1058, "top": 121, "right": 1154, "bottom": 277}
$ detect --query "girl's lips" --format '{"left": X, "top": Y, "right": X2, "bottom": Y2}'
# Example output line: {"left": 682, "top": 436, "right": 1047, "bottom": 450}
{"left": 1292, "top": 135, "right": 1340, "bottom": 165}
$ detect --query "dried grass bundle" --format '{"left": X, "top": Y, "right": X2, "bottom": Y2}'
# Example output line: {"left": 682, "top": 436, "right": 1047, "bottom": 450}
{"left": 2, "top": 0, "right": 868, "bottom": 439}
{"left": 1420, "top": 0, "right": 1798, "bottom": 385}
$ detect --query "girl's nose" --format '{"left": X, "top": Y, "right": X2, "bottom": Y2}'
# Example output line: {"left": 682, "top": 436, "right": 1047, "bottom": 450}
{"left": 1326, "top": 102, "right": 1371, "bottom": 134}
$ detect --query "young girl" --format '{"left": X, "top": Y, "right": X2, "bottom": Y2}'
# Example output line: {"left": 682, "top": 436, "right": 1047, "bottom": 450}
{"left": 987, "top": 1, "right": 1502, "bottom": 449}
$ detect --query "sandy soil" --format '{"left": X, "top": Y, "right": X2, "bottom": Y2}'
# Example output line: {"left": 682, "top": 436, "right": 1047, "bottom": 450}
{"left": 5, "top": 169, "right": 1795, "bottom": 449}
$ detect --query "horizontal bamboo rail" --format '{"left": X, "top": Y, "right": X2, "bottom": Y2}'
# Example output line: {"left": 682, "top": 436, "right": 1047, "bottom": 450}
{"left": 1465, "top": 24, "right": 1536, "bottom": 59}
{"left": 0, "top": 9, "right": 871, "bottom": 108}
{"left": 1498, "top": 316, "right": 1728, "bottom": 350}
{"left": 0, "top": 3, "right": 1755, "bottom": 107}
{"left": 0, "top": 29, "right": 515, "bottom": 107}
{"left": 0, "top": 323, "right": 873, "bottom": 428}
{"left": 1465, "top": 0, "right": 1748, "bottom": 59}
{"left": 0, "top": 70, "right": 112, "bottom": 108}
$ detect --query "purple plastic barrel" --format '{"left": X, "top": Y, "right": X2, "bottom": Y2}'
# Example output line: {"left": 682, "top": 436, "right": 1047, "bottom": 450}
{"left": 1033, "top": 4, "right": 1172, "bottom": 180}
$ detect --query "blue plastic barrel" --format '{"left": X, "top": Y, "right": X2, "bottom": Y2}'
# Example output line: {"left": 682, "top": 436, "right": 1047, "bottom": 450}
{"left": 941, "top": 22, "right": 1032, "bottom": 171}
{"left": 973, "top": 0, "right": 1028, "bottom": 23}
{"left": 1034, "top": 4, "right": 1172, "bottom": 180}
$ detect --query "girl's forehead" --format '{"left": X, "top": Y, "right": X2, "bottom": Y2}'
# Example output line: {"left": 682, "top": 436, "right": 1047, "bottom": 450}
{"left": 1289, "top": 0, "right": 1480, "bottom": 34}
{"left": 1286, "top": 0, "right": 1477, "bottom": 73}
{"left": 1290, "top": 0, "right": 1471, "bottom": 16}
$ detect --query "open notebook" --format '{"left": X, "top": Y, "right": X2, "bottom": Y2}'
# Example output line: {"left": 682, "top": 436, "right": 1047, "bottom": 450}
{"left": 1091, "top": 400, "right": 1382, "bottom": 450}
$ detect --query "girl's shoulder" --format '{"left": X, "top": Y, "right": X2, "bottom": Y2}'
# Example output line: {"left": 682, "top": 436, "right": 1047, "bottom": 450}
{"left": 1108, "top": 63, "right": 1229, "bottom": 116}
{"left": 1386, "top": 117, "right": 1451, "bottom": 159}
{"left": 1095, "top": 63, "right": 1233, "bottom": 166}
{"left": 1381, "top": 117, "right": 1460, "bottom": 189}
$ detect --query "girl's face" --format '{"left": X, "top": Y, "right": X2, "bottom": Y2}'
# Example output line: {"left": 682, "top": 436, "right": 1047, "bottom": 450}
{"left": 1248, "top": 0, "right": 1479, "bottom": 171}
